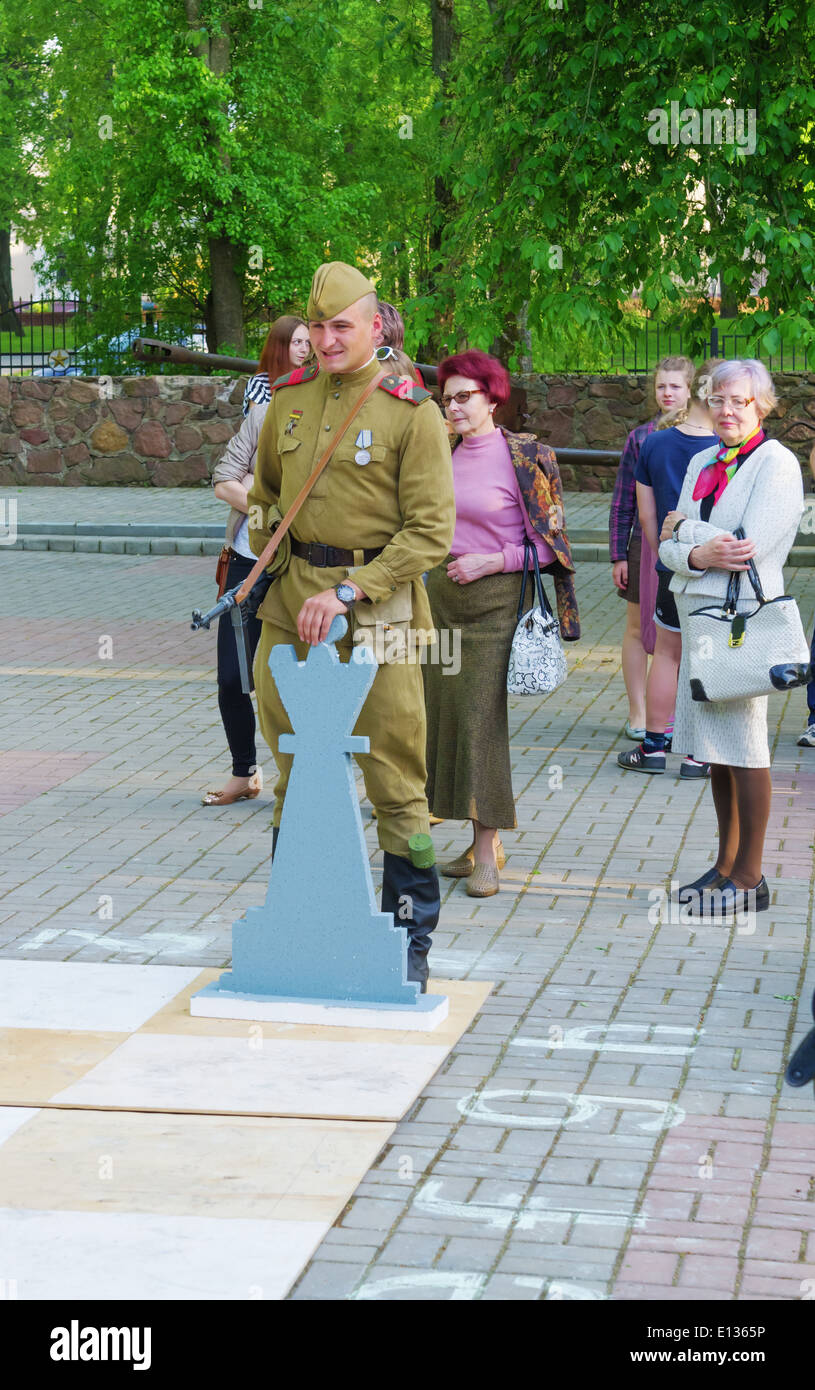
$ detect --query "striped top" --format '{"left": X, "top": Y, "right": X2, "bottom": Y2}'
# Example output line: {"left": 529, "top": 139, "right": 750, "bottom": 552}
{"left": 242, "top": 372, "right": 271, "bottom": 417}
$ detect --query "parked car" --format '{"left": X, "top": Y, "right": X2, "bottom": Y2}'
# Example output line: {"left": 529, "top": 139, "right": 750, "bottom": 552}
{"left": 32, "top": 322, "right": 207, "bottom": 376}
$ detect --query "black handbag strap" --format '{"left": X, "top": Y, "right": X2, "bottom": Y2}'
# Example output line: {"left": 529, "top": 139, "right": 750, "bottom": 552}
{"left": 729, "top": 526, "right": 767, "bottom": 607}
{"left": 517, "top": 538, "right": 555, "bottom": 622}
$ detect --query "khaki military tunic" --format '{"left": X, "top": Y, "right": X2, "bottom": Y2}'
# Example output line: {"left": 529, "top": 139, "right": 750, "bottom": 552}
{"left": 247, "top": 355, "right": 455, "bottom": 856}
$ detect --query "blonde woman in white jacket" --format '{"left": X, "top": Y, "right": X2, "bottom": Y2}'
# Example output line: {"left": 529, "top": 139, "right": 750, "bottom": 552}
{"left": 658, "top": 359, "right": 804, "bottom": 918}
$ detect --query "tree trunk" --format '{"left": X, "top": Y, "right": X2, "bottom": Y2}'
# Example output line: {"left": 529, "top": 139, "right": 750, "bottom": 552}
{"left": 185, "top": 1, "right": 245, "bottom": 352}
{"left": 208, "top": 237, "right": 245, "bottom": 353}
{"left": 0, "top": 230, "right": 22, "bottom": 335}
{"left": 418, "top": 0, "right": 457, "bottom": 358}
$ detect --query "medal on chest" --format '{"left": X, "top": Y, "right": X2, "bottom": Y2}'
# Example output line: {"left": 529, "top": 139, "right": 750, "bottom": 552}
{"left": 285, "top": 409, "right": 303, "bottom": 436}
{"left": 354, "top": 428, "right": 372, "bottom": 466}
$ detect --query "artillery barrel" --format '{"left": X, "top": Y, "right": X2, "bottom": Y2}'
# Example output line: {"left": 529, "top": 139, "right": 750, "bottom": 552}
{"left": 133, "top": 337, "right": 441, "bottom": 384}
{"left": 132, "top": 338, "right": 260, "bottom": 373}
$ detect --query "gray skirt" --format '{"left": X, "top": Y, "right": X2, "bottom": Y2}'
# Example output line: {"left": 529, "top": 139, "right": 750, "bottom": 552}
{"left": 673, "top": 592, "right": 770, "bottom": 768}
{"left": 424, "top": 561, "right": 534, "bottom": 827}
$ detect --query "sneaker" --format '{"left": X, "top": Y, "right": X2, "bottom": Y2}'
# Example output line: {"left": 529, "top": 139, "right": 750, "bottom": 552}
{"left": 663, "top": 736, "right": 672, "bottom": 753}
{"left": 624, "top": 720, "right": 646, "bottom": 741}
{"left": 617, "top": 745, "right": 666, "bottom": 774}
{"left": 797, "top": 725, "right": 815, "bottom": 747}
{"left": 680, "top": 757, "right": 711, "bottom": 779}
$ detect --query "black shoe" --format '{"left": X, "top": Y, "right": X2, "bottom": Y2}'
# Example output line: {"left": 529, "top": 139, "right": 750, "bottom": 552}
{"left": 674, "top": 868, "right": 728, "bottom": 902}
{"left": 617, "top": 745, "right": 665, "bottom": 774}
{"left": 680, "top": 757, "right": 711, "bottom": 779}
{"left": 381, "top": 851, "right": 441, "bottom": 993}
{"left": 785, "top": 988, "right": 815, "bottom": 1086}
{"left": 690, "top": 876, "right": 769, "bottom": 918}
{"left": 663, "top": 736, "right": 672, "bottom": 753}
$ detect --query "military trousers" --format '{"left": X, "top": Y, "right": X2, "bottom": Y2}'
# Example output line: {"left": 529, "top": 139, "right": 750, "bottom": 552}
{"left": 253, "top": 619, "right": 431, "bottom": 857}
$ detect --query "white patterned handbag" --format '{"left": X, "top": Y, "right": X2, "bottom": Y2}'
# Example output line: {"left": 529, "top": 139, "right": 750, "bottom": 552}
{"left": 506, "top": 540, "right": 568, "bottom": 696}
{"left": 686, "top": 529, "right": 810, "bottom": 703}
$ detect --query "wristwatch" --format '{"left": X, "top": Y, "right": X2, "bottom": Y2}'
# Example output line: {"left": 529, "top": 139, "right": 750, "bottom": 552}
{"left": 672, "top": 518, "right": 685, "bottom": 539}
{"left": 334, "top": 582, "right": 357, "bottom": 609}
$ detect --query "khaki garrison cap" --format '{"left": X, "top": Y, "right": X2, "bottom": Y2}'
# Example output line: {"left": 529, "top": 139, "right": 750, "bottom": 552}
{"left": 307, "top": 261, "right": 376, "bottom": 321}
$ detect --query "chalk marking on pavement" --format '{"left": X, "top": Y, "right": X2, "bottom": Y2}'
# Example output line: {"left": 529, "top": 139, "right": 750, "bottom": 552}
{"left": 457, "top": 1088, "right": 685, "bottom": 1132}
{"left": 516, "top": 1276, "right": 606, "bottom": 1300}
{"left": 19, "top": 928, "right": 213, "bottom": 955}
{"left": 353, "top": 1271, "right": 487, "bottom": 1300}
{"left": 437, "top": 949, "right": 522, "bottom": 975}
{"left": 512, "top": 1023, "right": 702, "bottom": 1057}
{"left": 413, "top": 1178, "right": 645, "bottom": 1233}
{"left": 352, "top": 1271, "right": 606, "bottom": 1300}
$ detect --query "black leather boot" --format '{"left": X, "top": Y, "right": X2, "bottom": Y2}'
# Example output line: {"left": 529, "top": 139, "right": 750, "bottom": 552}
{"left": 381, "top": 851, "right": 440, "bottom": 994}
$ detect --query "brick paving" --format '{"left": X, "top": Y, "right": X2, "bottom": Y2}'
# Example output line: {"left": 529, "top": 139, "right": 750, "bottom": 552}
{"left": 1, "top": 507, "right": 814, "bottom": 1301}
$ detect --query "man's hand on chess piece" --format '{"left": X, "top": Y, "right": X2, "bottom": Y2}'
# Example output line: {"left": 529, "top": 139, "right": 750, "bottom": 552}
{"left": 297, "top": 581, "right": 365, "bottom": 645}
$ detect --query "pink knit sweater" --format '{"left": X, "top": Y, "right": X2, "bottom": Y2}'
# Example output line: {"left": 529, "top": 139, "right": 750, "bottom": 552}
{"left": 451, "top": 429, "right": 555, "bottom": 571}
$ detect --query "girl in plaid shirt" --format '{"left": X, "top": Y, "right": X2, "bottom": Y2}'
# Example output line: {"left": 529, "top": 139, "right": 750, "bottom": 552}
{"left": 609, "top": 356, "right": 694, "bottom": 738}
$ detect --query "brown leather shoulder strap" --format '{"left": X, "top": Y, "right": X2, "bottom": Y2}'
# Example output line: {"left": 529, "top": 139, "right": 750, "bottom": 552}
{"left": 235, "top": 368, "right": 385, "bottom": 602}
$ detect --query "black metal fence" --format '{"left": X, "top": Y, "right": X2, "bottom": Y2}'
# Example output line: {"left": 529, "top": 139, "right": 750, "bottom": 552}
{"left": 2, "top": 298, "right": 812, "bottom": 376}
{"left": 0, "top": 296, "right": 206, "bottom": 375}
{"left": 536, "top": 321, "right": 813, "bottom": 374}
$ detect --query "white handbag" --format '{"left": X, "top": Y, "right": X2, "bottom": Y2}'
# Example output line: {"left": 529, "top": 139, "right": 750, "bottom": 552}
{"left": 506, "top": 539, "right": 568, "bottom": 696}
{"left": 686, "top": 529, "right": 810, "bottom": 703}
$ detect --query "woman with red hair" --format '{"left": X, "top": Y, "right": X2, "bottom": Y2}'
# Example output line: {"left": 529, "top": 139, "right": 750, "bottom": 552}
{"left": 243, "top": 315, "right": 311, "bottom": 414}
{"left": 425, "top": 349, "right": 580, "bottom": 896}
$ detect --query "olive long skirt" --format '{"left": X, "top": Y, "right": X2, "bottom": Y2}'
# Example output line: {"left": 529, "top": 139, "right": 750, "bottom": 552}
{"left": 424, "top": 562, "right": 532, "bottom": 828}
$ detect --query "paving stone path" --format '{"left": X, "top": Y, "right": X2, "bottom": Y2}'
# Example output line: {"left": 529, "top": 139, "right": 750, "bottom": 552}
{"left": 2, "top": 497, "right": 814, "bottom": 1302}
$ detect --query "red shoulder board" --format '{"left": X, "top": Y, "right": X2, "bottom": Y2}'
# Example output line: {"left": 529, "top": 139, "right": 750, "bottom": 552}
{"left": 377, "top": 374, "right": 432, "bottom": 405}
{"left": 270, "top": 363, "right": 320, "bottom": 391}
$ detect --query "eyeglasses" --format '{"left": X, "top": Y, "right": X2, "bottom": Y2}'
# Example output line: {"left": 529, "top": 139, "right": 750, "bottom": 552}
{"left": 441, "top": 389, "right": 484, "bottom": 409}
{"left": 708, "top": 396, "right": 755, "bottom": 410}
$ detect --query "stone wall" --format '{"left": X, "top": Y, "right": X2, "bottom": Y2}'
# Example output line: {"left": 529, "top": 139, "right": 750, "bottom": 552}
{"left": 0, "top": 375, "right": 245, "bottom": 487}
{"left": 2, "top": 371, "right": 815, "bottom": 489}
{"left": 520, "top": 372, "right": 815, "bottom": 490}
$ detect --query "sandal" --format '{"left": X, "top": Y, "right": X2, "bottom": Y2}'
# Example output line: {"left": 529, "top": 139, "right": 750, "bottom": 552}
{"left": 440, "top": 839, "right": 506, "bottom": 878}
{"left": 202, "top": 770, "right": 263, "bottom": 806}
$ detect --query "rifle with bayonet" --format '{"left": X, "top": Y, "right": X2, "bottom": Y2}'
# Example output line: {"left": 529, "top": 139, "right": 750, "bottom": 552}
{"left": 191, "top": 571, "right": 274, "bottom": 695}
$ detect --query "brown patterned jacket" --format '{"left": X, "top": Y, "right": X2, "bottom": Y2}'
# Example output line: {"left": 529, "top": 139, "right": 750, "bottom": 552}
{"left": 500, "top": 428, "right": 580, "bottom": 641}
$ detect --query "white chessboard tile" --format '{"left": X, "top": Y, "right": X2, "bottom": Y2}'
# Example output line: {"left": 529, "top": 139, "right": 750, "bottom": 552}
{"left": 0, "top": 1207, "right": 326, "bottom": 1301}
{"left": 0, "top": 962, "right": 202, "bottom": 1033}
{"left": 53, "top": 1032, "right": 450, "bottom": 1120}
{"left": 0, "top": 1108, "right": 39, "bottom": 1145}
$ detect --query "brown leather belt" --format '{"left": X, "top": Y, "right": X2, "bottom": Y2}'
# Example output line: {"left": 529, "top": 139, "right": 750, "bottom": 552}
{"left": 290, "top": 538, "right": 384, "bottom": 568}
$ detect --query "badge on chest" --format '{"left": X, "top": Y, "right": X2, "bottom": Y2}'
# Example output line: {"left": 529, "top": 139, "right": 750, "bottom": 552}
{"left": 354, "top": 429, "right": 372, "bottom": 466}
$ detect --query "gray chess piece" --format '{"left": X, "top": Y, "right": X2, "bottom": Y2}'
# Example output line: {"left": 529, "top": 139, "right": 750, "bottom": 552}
{"left": 200, "top": 617, "right": 426, "bottom": 1009}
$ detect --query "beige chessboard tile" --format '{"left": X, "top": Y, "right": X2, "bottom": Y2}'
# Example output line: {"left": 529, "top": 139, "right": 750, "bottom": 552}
{"left": 0, "top": 1108, "right": 394, "bottom": 1222}
{"left": 0, "top": 1028, "right": 126, "bottom": 1105}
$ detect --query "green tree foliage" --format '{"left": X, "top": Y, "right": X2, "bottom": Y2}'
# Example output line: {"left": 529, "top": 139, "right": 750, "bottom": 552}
{"left": 0, "top": 2, "right": 51, "bottom": 330}
{"left": 433, "top": 0, "right": 815, "bottom": 365}
{"left": 6, "top": 0, "right": 815, "bottom": 365}
{"left": 23, "top": 0, "right": 438, "bottom": 352}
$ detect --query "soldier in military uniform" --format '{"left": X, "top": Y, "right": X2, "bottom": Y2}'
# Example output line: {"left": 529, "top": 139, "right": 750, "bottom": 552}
{"left": 247, "top": 262, "right": 455, "bottom": 988}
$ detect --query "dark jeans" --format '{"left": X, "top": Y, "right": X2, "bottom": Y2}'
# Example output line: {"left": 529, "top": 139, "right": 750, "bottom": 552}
{"left": 808, "top": 616, "right": 815, "bottom": 724}
{"left": 216, "top": 553, "right": 262, "bottom": 777}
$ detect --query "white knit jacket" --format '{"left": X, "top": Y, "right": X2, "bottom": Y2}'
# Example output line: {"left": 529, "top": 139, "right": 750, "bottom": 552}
{"left": 658, "top": 438, "right": 804, "bottom": 601}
